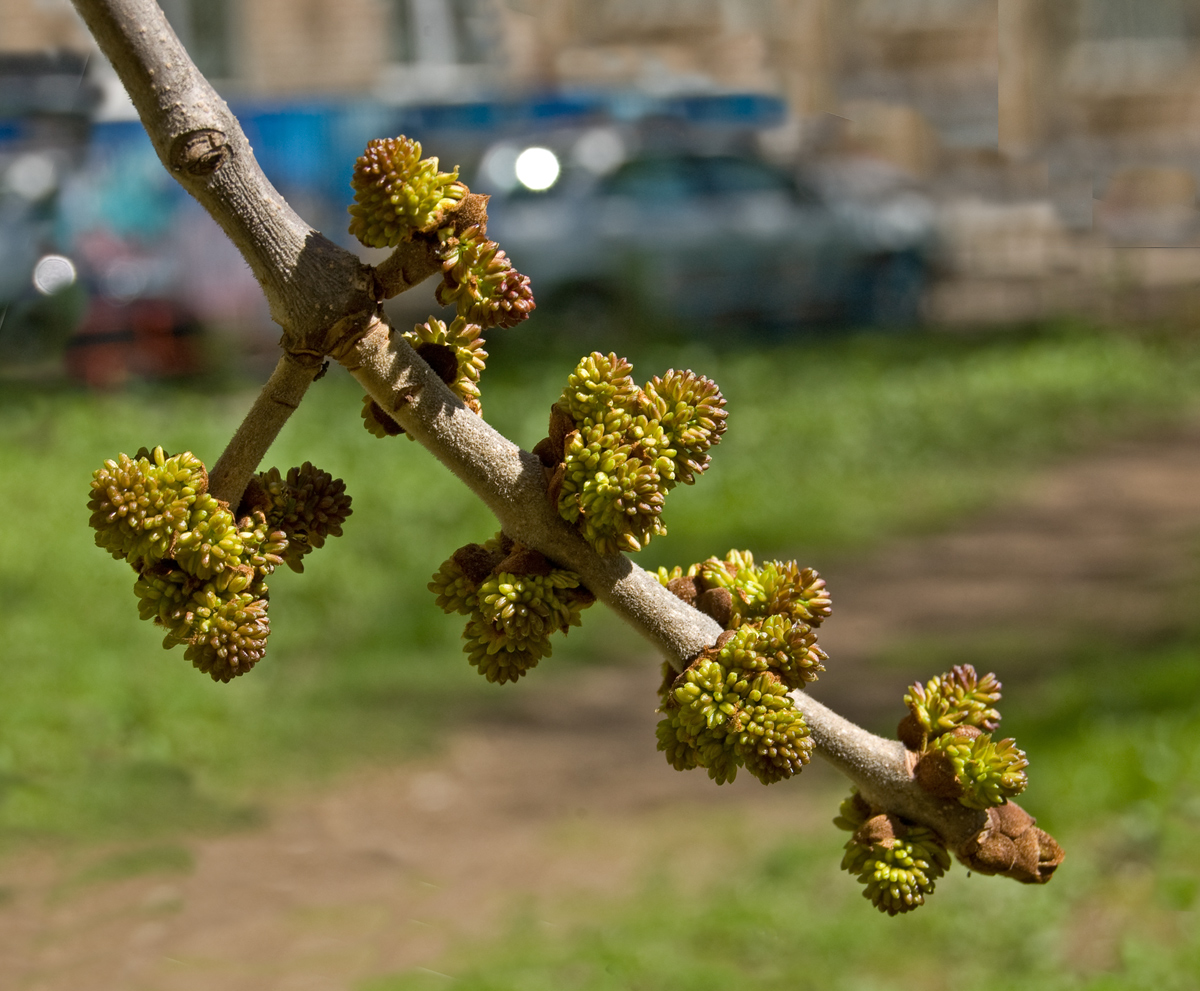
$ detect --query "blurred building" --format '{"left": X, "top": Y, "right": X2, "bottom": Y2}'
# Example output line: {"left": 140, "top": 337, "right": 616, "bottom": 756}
{"left": 6, "top": 0, "right": 1200, "bottom": 333}
{"left": 1, "top": 1, "right": 819, "bottom": 109}
{"left": 6, "top": 1, "right": 1200, "bottom": 167}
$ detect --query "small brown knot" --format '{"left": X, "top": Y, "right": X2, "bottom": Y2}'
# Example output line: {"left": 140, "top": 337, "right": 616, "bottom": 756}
{"left": 451, "top": 192, "right": 490, "bottom": 236}
{"left": 532, "top": 437, "right": 560, "bottom": 469}
{"left": 665, "top": 575, "right": 702, "bottom": 606}
{"left": 170, "top": 129, "right": 231, "bottom": 177}
{"left": 548, "top": 405, "right": 575, "bottom": 455}
{"left": 852, "top": 813, "right": 902, "bottom": 848}
{"left": 546, "top": 462, "right": 566, "bottom": 507}
{"left": 696, "top": 586, "right": 733, "bottom": 627}
{"left": 913, "top": 749, "right": 963, "bottom": 800}
{"left": 897, "top": 713, "right": 926, "bottom": 752}
{"left": 452, "top": 542, "right": 505, "bottom": 584}
{"left": 495, "top": 545, "right": 554, "bottom": 578}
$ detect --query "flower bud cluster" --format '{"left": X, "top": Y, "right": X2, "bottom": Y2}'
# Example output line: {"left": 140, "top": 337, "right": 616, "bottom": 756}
{"left": 361, "top": 315, "right": 490, "bottom": 439}
{"left": 361, "top": 395, "right": 405, "bottom": 439}
{"left": 656, "top": 631, "right": 814, "bottom": 786}
{"left": 924, "top": 729, "right": 1030, "bottom": 810}
{"left": 348, "top": 136, "right": 466, "bottom": 248}
{"left": 659, "top": 549, "right": 831, "bottom": 688}
{"left": 404, "top": 315, "right": 487, "bottom": 415}
{"left": 244, "top": 463, "right": 353, "bottom": 573}
{"left": 436, "top": 225, "right": 535, "bottom": 329}
{"left": 698, "top": 548, "right": 831, "bottom": 631}
{"left": 655, "top": 550, "right": 832, "bottom": 784}
{"left": 90, "top": 448, "right": 350, "bottom": 681}
{"left": 901, "top": 663, "right": 1002, "bottom": 746}
{"left": 538, "top": 353, "right": 727, "bottom": 555}
{"left": 89, "top": 448, "right": 207, "bottom": 570}
{"left": 428, "top": 534, "right": 595, "bottom": 684}
{"left": 901, "top": 664, "right": 1028, "bottom": 809}
{"left": 834, "top": 791, "right": 951, "bottom": 915}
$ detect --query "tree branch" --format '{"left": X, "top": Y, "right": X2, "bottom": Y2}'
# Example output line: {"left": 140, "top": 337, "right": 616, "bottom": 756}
{"left": 73, "top": 0, "right": 1060, "bottom": 877}
{"left": 207, "top": 351, "right": 327, "bottom": 505}
{"left": 339, "top": 315, "right": 1057, "bottom": 878}
{"left": 791, "top": 692, "right": 988, "bottom": 848}
{"left": 339, "top": 316, "right": 718, "bottom": 665}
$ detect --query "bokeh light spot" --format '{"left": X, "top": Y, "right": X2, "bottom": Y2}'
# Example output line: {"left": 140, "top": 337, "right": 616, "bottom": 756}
{"left": 515, "top": 147, "right": 560, "bottom": 191}
{"left": 32, "top": 255, "right": 77, "bottom": 296}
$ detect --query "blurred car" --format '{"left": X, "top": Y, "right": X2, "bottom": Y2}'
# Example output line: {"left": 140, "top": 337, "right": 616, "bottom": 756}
{"left": 1, "top": 51, "right": 93, "bottom": 370}
{"left": 484, "top": 149, "right": 936, "bottom": 333}
{"left": 1, "top": 185, "right": 206, "bottom": 387}
{"left": 2, "top": 50, "right": 205, "bottom": 385}
{"left": 63, "top": 237, "right": 205, "bottom": 389}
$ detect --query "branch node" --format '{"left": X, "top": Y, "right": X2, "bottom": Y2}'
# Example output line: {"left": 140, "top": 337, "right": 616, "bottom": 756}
{"left": 387, "top": 386, "right": 418, "bottom": 415}
{"left": 303, "top": 307, "right": 379, "bottom": 362}
{"left": 170, "top": 129, "right": 231, "bottom": 177}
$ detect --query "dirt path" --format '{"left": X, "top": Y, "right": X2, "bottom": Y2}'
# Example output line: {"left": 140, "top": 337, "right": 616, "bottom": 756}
{"left": 4, "top": 421, "right": 1200, "bottom": 991}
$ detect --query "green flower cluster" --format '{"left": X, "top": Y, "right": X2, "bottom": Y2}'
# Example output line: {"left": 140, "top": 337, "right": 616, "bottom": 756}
{"left": 242, "top": 462, "right": 353, "bottom": 573}
{"left": 902, "top": 663, "right": 1002, "bottom": 746}
{"left": 89, "top": 447, "right": 208, "bottom": 571}
{"left": 901, "top": 664, "right": 1028, "bottom": 809}
{"left": 135, "top": 570, "right": 273, "bottom": 682}
{"left": 429, "top": 534, "right": 595, "bottom": 684}
{"left": 404, "top": 315, "right": 487, "bottom": 414}
{"left": 538, "top": 353, "right": 727, "bottom": 555}
{"left": 926, "top": 728, "right": 1030, "bottom": 810}
{"left": 658, "top": 549, "right": 831, "bottom": 688}
{"left": 347, "top": 136, "right": 466, "bottom": 248}
{"left": 436, "top": 225, "right": 535, "bottom": 329}
{"left": 89, "top": 449, "right": 350, "bottom": 681}
{"left": 835, "top": 792, "right": 951, "bottom": 916}
{"left": 656, "top": 638, "right": 813, "bottom": 786}
{"left": 362, "top": 315, "right": 489, "bottom": 439}
{"left": 699, "top": 550, "right": 832, "bottom": 627}
{"left": 705, "top": 619, "right": 825, "bottom": 690}
{"left": 654, "top": 549, "right": 833, "bottom": 785}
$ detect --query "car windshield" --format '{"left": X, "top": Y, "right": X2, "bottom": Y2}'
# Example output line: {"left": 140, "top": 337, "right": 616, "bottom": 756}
{"left": 599, "top": 154, "right": 815, "bottom": 204}
{"left": 600, "top": 156, "right": 705, "bottom": 202}
{"left": 700, "top": 156, "right": 795, "bottom": 196}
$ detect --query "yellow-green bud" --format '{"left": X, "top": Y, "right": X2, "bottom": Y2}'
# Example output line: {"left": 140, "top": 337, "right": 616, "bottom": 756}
{"left": 435, "top": 226, "right": 535, "bottom": 328}
{"left": 929, "top": 730, "right": 1029, "bottom": 809}
{"left": 840, "top": 811, "right": 951, "bottom": 916}
{"left": 88, "top": 447, "right": 206, "bottom": 570}
{"left": 904, "top": 664, "right": 1003, "bottom": 738}
{"left": 347, "top": 136, "right": 466, "bottom": 248}
{"left": 403, "top": 315, "right": 487, "bottom": 414}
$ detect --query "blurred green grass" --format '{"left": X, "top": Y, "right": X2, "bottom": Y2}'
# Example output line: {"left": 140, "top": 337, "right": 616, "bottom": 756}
{"left": 361, "top": 614, "right": 1200, "bottom": 991}
{"left": 2, "top": 321, "right": 1200, "bottom": 847}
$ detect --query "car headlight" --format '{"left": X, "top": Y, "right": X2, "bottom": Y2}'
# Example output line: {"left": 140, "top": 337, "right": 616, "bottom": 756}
{"left": 32, "top": 254, "right": 77, "bottom": 296}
